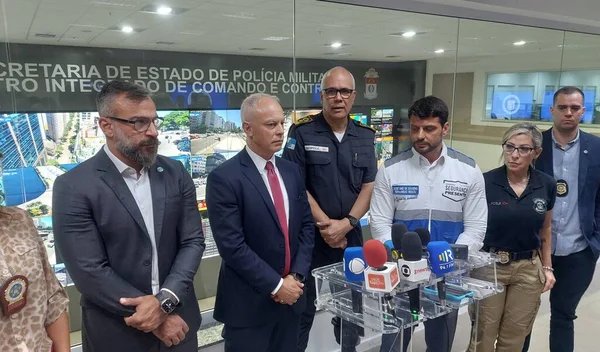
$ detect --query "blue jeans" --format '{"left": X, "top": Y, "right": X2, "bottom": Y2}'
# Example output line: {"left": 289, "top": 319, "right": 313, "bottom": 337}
{"left": 522, "top": 246, "right": 597, "bottom": 352}
{"left": 380, "top": 309, "right": 458, "bottom": 352}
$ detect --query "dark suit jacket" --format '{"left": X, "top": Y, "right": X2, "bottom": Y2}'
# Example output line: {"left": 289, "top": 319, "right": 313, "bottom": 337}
{"left": 52, "top": 148, "right": 205, "bottom": 351}
{"left": 205, "top": 148, "right": 315, "bottom": 328}
{"left": 536, "top": 128, "right": 600, "bottom": 257}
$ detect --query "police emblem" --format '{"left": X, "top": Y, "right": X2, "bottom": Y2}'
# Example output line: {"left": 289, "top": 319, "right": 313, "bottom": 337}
{"left": 556, "top": 179, "right": 568, "bottom": 197}
{"left": 533, "top": 198, "right": 547, "bottom": 215}
{"left": 1, "top": 275, "right": 28, "bottom": 316}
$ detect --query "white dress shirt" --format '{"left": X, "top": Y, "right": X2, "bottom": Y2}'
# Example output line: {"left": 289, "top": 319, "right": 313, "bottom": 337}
{"left": 104, "top": 145, "right": 178, "bottom": 302}
{"left": 245, "top": 146, "right": 289, "bottom": 295}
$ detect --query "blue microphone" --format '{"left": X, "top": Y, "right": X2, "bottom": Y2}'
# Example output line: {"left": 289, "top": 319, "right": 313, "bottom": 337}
{"left": 384, "top": 240, "right": 394, "bottom": 261}
{"left": 427, "top": 241, "right": 455, "bottom": 305}
{"left": 343, "top": 247, "right": 366, "bottom": 282}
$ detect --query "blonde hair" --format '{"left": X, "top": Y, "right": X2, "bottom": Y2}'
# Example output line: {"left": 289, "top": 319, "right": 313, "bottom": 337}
{"left": 502, "top": 122, "right": 543, "bottom": 148}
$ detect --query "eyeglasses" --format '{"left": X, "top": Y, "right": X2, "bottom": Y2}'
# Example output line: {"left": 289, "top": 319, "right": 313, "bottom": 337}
{"left": 502, "top": 143, "right": 536, "bottom": 156}
{"left": 108, "top": 116, "right": 163, "bottom": 132}
{"left": 322, "top": 88, "right": 354, "bottom": 99}
{"left": 556, "top": 105, "right": 582, "bottom": 112}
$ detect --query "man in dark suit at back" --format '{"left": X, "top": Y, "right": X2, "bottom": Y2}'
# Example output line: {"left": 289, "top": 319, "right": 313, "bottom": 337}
{"left": 523, "top": 86, "right": 600, "bottom": 352}
{"left": 206, "top": 93, "right": 315, "bottom": 352}
{"left": 53, "top": 80, "right": 205, "bottom": 351}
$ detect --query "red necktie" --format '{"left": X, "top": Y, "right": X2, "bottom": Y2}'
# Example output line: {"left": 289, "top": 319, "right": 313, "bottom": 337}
{"left": 265, "top": 161, "right": 290, "bottom": 277}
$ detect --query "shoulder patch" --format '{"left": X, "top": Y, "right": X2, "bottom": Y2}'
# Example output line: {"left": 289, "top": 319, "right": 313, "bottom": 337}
{"left": 353, "top": 119, "right": 376, "bottom": 132}
{"left": 384, "top": 148, "right": 413, "bottom": 168}
{"left": 294, "top": 115, "right": 314, "bottom": 126}
{"left": 447, "top": 147, "right": 476, "bottom": 168}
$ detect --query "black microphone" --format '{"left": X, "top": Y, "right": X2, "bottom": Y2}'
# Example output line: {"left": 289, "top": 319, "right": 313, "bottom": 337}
{"left": 401, "top": 232, "right": 427, "bottom": 316}
{"left": 391, "top": 223, "right": 408, "bottom": 260}
{"left": 414, "top": 227, "right": 431, "bottom": 253}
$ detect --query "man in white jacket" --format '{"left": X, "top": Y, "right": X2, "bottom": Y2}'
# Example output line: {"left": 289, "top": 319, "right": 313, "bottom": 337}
{"left": 370, "top": 96, "right": 488, "bottom": 352}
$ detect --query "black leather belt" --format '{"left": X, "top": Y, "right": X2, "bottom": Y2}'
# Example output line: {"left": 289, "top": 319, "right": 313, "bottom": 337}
{"left": 483, "top": 247, "right": 537, "bottom": 264}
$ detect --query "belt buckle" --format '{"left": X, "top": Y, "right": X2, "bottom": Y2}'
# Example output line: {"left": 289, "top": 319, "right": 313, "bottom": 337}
{"left": 497, "top": 251, "right": 510, "bottom": 264}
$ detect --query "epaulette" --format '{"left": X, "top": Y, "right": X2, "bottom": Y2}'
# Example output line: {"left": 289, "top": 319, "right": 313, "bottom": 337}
{"left": 294, "top": 115, "right": 314, "bottom": 126}
{"left": 353, "top": 119, "right": 376, "bottom": 132}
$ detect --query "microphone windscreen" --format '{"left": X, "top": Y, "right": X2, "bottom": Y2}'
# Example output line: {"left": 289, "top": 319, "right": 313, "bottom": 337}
{"left": 363, "top": 239, "right": 388, "bottom": 269}
{"left": 391, "top": 223, "right": 408, "bottom": 251}
{"left": 343, "top": 247, "right": 366, "bottom": 282}
{"left": 383, "top": 240, "right": 394, "bottom": 261}
{"left": 401, "top": 232, "right": 423, "bottom": 262}
{"left": 414, "top": 228, "right": 431, "bottom": 246}
{"left": 427, "top": 241, "right": 455, "bottom": 275}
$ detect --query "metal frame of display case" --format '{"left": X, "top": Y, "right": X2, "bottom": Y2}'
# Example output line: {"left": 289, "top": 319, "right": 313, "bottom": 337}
{"left": 312, "top": 252, "right": 503, "bottom": 352}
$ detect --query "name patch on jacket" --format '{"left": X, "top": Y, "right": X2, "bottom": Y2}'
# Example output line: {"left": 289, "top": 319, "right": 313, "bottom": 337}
{"left": 442, "top": 180, "right": 468, "bottom": 202}
{"left": 392, "top": 185, "right": 419, "bottom": 200}
{"left": 305, "top": 145, "right": 329, "bottom": 152}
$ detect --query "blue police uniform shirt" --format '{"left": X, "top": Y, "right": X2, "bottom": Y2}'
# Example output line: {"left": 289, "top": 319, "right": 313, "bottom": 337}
{"left": 483, "top": 165, "right": 557, "bottom": 252}
{"left": 282, "top": 112, "right": 377, "bottom": 266}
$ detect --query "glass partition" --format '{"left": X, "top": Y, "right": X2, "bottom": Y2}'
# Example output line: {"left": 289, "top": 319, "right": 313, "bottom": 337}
{"left": 1, "top": 0, "right": 599, "bottom": 350}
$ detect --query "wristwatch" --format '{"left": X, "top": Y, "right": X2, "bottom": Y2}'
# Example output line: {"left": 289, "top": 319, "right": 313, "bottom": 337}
{"left": 155, "top": 290, "right": 177, "bottom": 314}
{"left": 345, "top": 215, "right": 359, "bottom": 228}
{"left": 291, "top": 272, "right": 306, "bottom": 283}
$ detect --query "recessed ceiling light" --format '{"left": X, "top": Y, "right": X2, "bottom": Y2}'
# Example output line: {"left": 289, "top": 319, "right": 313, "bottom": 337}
{"left": 331, "top": 42, "right": 342, "bottom": 48}
{"left": 402, "top": 31, "right": 416, "bottom": 38}
{"left": 122, "top": 26, "right": 133, "bottom": 33}
{"left": 513, "top": 40, "right": 526, "bottom": 46}
{"left": 157, "top": 6, "right": 172, "bottom": 15}
{"left": 434, "top": 49, "right": 445, "bottom": 54}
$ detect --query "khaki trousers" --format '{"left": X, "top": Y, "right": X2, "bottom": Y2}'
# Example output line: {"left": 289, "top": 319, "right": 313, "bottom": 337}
{"left": 468, "top": 255, "right": 545, "bottom": 352}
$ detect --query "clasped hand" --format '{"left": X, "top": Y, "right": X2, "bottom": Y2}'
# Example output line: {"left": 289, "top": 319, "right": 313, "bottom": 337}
{"left": 317, "top": 218, "right": 351, "bottom": 248}
{"left": 271, "top": 275, "right": 304, "bottom": 305}
{"left": 120, "top": 295, "right": 188, "bottom": 346}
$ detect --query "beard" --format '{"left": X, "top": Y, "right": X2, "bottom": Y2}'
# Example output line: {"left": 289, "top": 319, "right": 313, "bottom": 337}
{"left": 413, "top": 139, "right": 440, "bottom": 155}
{"left": 114, "top": 127, "right": 158, "bottom": 168}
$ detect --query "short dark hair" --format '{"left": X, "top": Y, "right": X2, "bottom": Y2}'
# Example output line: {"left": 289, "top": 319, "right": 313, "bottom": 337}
{"left": 96, "top": 80, "right": 151, "bottom": 117}
{"left": 553, "top": 86, "right": 584, "bottom": 105}
{"left": 408, "top": 95, "right": 449, "bottom": 126}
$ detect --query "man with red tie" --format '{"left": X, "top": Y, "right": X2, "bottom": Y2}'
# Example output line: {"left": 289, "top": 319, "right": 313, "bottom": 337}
{"left": 206, "top": 93, "right": 315, "bottom": 352}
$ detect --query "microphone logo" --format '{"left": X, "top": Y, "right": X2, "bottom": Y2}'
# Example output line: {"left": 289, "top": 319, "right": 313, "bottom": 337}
{"left": 348, "top": 258, "right": 366, "bottom": 275}
{"left": 401, "top": 265, "right": 411, "bottom": 277}
{"left": 438, "top": 249, "right": 454, "bottom": 262}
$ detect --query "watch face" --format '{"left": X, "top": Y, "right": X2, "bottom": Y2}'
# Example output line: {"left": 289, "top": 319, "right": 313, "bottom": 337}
{"left": 162, "top": 300, "right": 176, "bottom": 313}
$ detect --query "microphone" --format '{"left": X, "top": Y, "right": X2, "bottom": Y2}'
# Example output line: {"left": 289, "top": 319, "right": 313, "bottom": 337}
{"left": 391, "top": 223, "right": 408, "bottom": 260}
{"left": 343, "top": 247, "right": 366, "bottom": 282}
{"left": 398, "top": 232, "right": 430, "bottom": 315}
{"left": 363, "top": 239, "right": 400, "bottom": 293}
{"left": 427, "top": 241, "right": 456, "bottom": 306}
{"left": 414, "top": 227, "right": 431, "bottom": 251}
{"left": 383, "top": 240, "right": 394, "bottom": 261}
{"left": 342, "top": 247, "right": 366, "bottom": 336}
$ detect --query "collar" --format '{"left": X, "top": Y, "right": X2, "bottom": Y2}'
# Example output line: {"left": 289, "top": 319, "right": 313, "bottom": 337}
{"left": 103, "top": 144, "right": 146, "bottom": 177}
{"left": 551, "top": 128, "right": 580, "bottom": 148}
{"left": 245, "top": 146, "right": 276, "bottom": 173}
{"left": 489, "top": 164, "right": 543, "bottom": 190}
{"left": 412, "top": 142, "right": 447, "bottom": 167}
{"left": 313, "top": 112, "right": 359, "bottom": 137}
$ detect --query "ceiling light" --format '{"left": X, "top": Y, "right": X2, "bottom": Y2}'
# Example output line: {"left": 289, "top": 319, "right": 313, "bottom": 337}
{"left": 402, "top": 31, "right": 416, "bottom": 38}
{"left": 122, "top": 26, "right": 133, "bottom": 33}
{"left": 157, "top": 6, "right": 172, "bottom": 15}
{"left": 513, "top": 40, "right": 526, "bottom": 46}
{"left": 331, "top": 42, "right": 342, "bottom": 48}
{"left": 261, "top": 36, "right": 290, "bottom": 41}
{"left": 434, "top": 49, "right": 445, "bottom": 54}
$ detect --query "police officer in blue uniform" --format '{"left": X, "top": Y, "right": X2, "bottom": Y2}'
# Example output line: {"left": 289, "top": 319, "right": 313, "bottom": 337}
{"left": 282, "top": 66, "right": 377, "bottom": 352}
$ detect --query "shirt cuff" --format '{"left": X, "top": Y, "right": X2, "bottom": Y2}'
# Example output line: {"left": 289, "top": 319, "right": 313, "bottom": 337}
{"left": 271, "top": 278, "right": 284, "bottom": 296}
{"left": 160, "top": 288, "right": 180, "bottom": 305}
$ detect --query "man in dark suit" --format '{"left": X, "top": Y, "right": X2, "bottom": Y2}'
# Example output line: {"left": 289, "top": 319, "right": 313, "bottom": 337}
{"left": 523, "top": 86, "right": 600, "bottom": 352}
{"left": 53, "top": 81, "right": 205, "bottom": 351}
{"left": 206, "top": 93, "right": 315, "bottom": 352}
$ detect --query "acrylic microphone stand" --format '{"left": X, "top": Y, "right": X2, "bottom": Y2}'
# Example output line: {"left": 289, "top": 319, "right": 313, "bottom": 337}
{"left": 312, "top": 252, "right": 503, "bottom": 352}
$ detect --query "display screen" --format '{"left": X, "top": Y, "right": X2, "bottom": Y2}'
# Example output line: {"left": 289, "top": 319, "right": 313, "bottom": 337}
{"left": 491, "top": 90, "right": 534, "bottom": 119}
{"left": 370, "top": 108, "right": 394, "bottom": 137}
{"left": 350, "top": 113, "right": 367, "bottom": 125}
